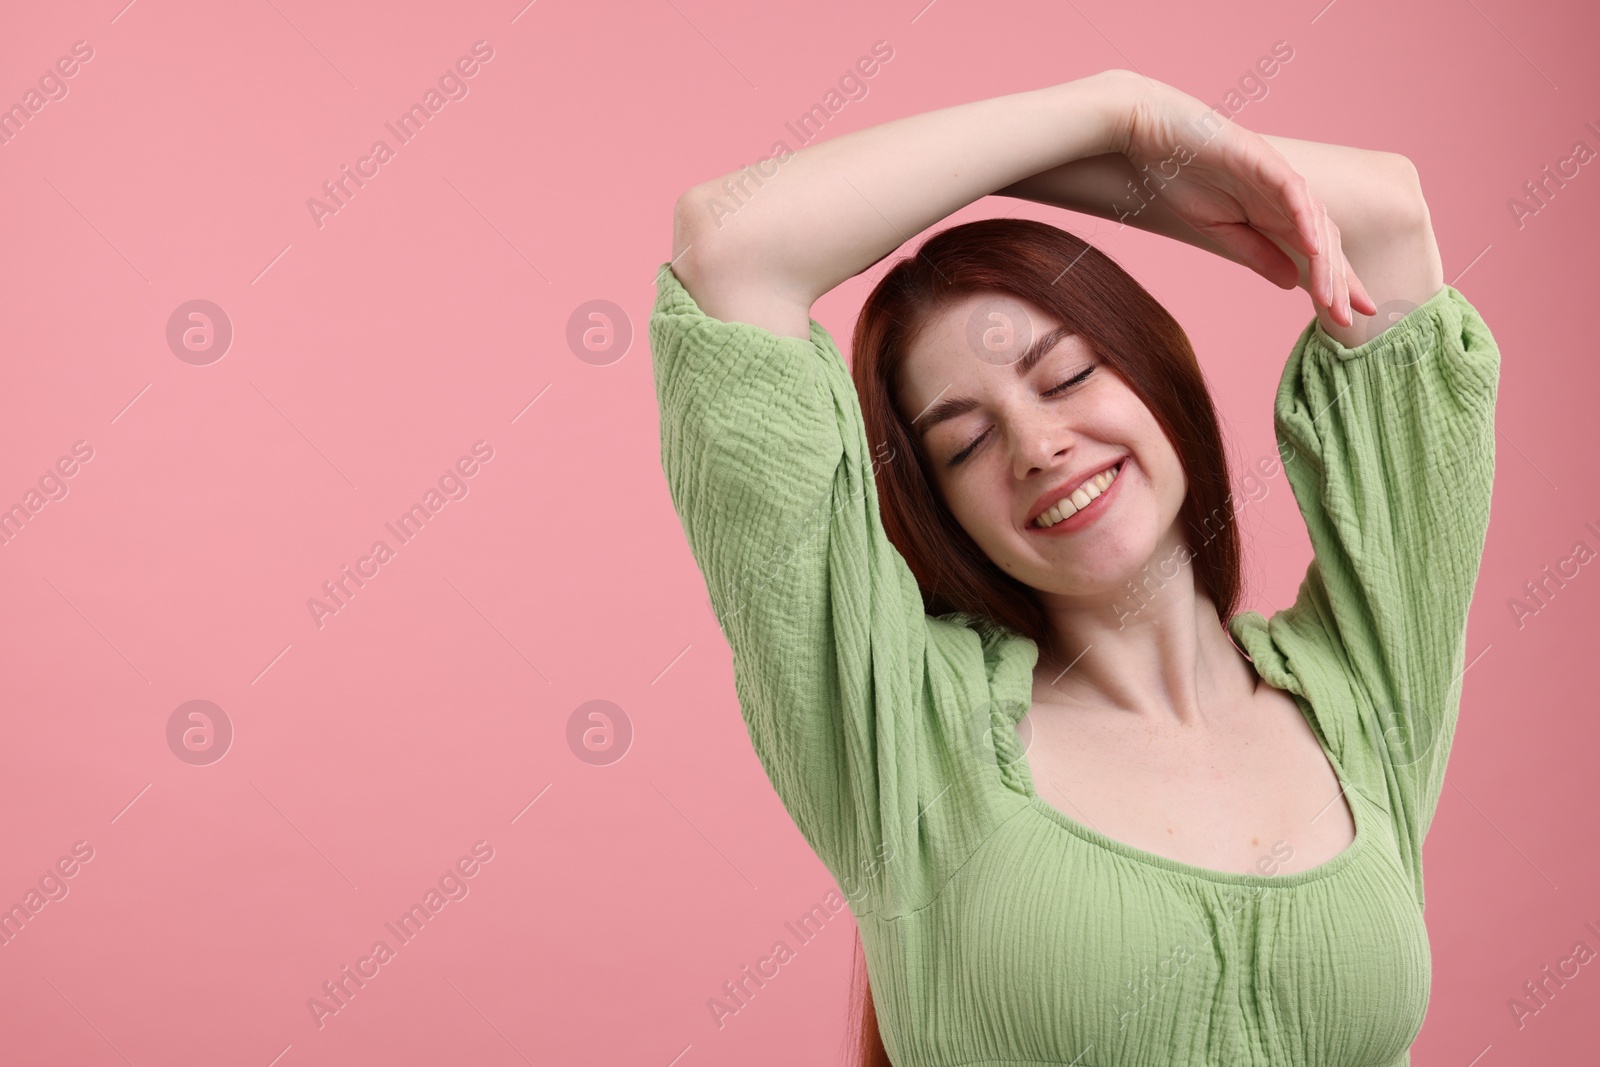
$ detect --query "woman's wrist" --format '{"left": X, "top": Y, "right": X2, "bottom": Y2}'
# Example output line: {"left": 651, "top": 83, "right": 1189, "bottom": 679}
{"left": 1067, "top": 67, "right": 1146, "bottom": 159}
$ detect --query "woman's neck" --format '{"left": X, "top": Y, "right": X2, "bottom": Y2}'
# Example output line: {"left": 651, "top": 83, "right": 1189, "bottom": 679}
{"left": 1030, "top": 548, "right": 1257, "bottom": 727}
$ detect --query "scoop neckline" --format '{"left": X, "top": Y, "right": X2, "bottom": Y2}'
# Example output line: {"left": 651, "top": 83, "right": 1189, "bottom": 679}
{"left": 996, "top": 685, "right": 1369, "bottom": 889}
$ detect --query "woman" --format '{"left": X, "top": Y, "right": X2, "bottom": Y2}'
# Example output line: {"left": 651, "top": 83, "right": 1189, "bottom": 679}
{"left": 650, "top": 68, "right": 1498, "bottom": 1066}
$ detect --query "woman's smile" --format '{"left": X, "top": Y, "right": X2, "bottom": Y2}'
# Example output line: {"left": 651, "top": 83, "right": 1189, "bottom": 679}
{"left": 1025, "top": 457, "right": 1128, "bottom": 534}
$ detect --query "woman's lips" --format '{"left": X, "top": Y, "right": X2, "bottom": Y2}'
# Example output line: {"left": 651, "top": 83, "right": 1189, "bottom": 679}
{"left": 1026, "top": 458, "right": 1126, "bottom": 535}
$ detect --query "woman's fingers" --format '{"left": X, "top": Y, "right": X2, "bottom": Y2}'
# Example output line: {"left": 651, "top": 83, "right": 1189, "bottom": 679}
{"left": 1235, "top": 145, "right": 1333, "bottom": 288}
{"left": 1311, "top": 205, "right": 1342, "bottom": 324}
{"left": 1137, "top": 108, "right": 1382, "bottom": 321}
{"left": 1207, "top": 221, "right": 1303, "bottom": 290}
{"left": 1273, "top": 154, "right": 1378, "bottom": 323}
{"left": 1348, "top": 267, "right": 1378, "bottom": 317}
{"left": 1257, "top": 146, "right": 1322, "bottom": 260}
{"left": 1296, "top": 201, "right": 1326, "bottom": 315}
{"left": 1305, "top": 203, "right": 1327, "bottom": 310}
{"left": 1315, "top": 207, "right": 1382, "bottom": 326}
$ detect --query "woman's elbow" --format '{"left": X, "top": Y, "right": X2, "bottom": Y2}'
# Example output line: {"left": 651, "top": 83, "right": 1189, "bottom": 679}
{"left": 1360, "top": 152, "right": 1445, "bottom": 305}
{"left": 673, "top": 182, "right": 719, "bottom": 242}
{"left": 1386, "top": 153, "right": 1432, "bottom": 235}
{"left": 671, "top": 181, "right": 760, "bottom": 284}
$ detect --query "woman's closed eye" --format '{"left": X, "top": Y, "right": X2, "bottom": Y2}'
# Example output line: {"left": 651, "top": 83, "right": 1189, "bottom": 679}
{"left": 945, "top": 362, "right": 1098, "bottom": 468}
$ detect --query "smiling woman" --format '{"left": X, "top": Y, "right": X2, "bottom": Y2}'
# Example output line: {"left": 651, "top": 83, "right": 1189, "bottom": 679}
{"left": 857, "top": 218, "right": 1240, "bottom": 651}
{"left": 653, "top": 67, "right": 1499, "bottom": 1067}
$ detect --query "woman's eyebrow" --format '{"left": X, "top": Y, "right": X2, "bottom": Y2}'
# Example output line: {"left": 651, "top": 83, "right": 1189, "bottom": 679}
{"left": 910, "top": 325, "right": 1076, "bottom": 437}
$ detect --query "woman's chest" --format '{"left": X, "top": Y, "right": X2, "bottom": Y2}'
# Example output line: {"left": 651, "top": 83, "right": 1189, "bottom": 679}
{"left": 875, "top": 815, "right": 1431, "bottom": 1067}
{"left": 1014, "top": 684, "right": 1358, "bottom": 876}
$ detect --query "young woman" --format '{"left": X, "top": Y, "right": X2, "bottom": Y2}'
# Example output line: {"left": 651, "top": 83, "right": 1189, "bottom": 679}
{"left": 650, "top": 68, "right": 1499, "bottom": 1066}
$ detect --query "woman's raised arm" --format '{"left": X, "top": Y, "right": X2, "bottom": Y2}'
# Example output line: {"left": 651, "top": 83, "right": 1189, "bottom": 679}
{"left": 671, "top": 69, "right": 1353, "bottom": 339}
{"left": 672, "top": 68, "right": 1130, "bottom": 337}
{"left": 999, "top": 133, "right": 1437, "bottom": 347}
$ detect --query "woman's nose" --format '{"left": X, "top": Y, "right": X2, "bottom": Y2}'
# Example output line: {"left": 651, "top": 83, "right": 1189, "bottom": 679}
{"left": 1012, "top": 415, "right": 1075, "bottom": 478}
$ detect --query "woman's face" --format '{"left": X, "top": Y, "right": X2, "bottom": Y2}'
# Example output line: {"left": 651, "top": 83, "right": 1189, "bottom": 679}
{"left": 894, "top": 291, "right": 1189, "bottom": 602}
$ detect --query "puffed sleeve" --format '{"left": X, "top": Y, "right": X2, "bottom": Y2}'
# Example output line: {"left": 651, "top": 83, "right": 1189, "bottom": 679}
{"left": 1230, "top": 284, "right": 1500, "bottom": 902}
{"left": 649, "top": 262, "right": 1035, "bottom": 914}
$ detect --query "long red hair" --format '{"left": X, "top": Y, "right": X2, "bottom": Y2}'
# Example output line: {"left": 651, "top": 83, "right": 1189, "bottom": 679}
{"left": 841, "top": 217, "right": 1244, "bottom": 1065}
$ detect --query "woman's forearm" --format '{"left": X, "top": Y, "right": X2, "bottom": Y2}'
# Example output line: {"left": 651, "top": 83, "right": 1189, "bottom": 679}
{"left": 673, "top": 68, "right": 1136, "bottom": 308}
{"left": 994, "top": 133, "right": 1437, "bottom": 309}
{"left": 671, "top": 72, "right": 1399, "bottom": 337}
{"left": 994, "top": 152, "right": 1221, "bottom": 250}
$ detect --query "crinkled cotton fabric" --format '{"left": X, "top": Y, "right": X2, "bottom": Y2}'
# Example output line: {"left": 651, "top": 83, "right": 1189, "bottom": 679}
{"left": 649, "top": 261, "right": 1499, "bottom": 1067}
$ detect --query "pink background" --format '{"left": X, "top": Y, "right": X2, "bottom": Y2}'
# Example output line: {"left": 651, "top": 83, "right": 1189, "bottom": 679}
{"left": 1, "top": 0, "right": 1595, "bottom": 1063}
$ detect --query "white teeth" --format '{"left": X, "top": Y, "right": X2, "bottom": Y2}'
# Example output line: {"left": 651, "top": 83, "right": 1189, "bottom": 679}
{"left": 1033, "top": 461, "right": 1122, "bottom": 528}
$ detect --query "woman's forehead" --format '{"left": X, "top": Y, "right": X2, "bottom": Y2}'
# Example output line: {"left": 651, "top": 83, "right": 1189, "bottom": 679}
{"left": 909, "top": 292, "right": 1072, "bottom": 364}
{"left": 901, "top": 295, "right": 1086, "bottom": 390}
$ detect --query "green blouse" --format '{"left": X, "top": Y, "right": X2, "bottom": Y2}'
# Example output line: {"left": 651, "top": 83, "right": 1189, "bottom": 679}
{"left": 649, "top": 259, "right": 1499, "bottom": 1067}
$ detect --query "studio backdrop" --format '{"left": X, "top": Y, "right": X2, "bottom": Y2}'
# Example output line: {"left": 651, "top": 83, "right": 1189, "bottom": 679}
{"left": 0, "top": 1, "right": 1595, "bottom": 1065}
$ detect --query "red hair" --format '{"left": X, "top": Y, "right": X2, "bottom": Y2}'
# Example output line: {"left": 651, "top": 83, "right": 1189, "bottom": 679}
{"left": 842, "top": 217, "right": 1244, "bottom": 1065}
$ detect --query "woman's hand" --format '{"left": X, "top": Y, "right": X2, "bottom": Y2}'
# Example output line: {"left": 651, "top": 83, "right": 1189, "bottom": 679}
{"left": 1110, "top": 72, "right": 1377, "bottom": 327}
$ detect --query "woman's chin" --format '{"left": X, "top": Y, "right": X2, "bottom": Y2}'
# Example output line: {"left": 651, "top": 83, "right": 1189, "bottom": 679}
{"left": 1018, "top": 535, "right": 1167, "bottom": 599}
